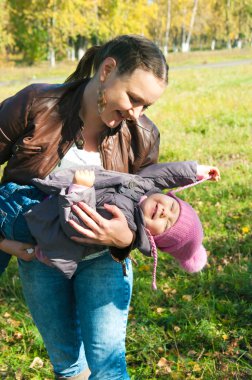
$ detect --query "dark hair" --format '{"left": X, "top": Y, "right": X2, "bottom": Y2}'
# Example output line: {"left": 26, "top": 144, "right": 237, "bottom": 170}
{"left": 65, "top": 35, "right": 168, "bottom": 84}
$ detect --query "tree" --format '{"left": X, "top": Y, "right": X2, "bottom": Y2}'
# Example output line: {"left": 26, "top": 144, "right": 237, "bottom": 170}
{"left": 183, "top": 0, "right": 199, "bottom": 51}
{"left": 164, "top": 0, "right": 172, "bottom": 56}
{"left": 8, "top": 0, "right": 49, "bottom": 64}
{"left": 94, "top": 0, "right": 157, "bottom": 42}
{"left": 0, "top": 0, "right": 13, "bottom": 55}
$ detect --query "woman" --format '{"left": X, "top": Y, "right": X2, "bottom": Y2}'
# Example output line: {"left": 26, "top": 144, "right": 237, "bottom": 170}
{"left": 0, "top": 35, "right": 168, "bottom": 379}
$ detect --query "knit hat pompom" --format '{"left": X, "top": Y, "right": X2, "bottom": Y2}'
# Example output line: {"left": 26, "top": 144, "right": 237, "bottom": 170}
{"left": 179, "top": 245, "right": 207, "bottom": 272}
{"left": 153, "top": 193, "right": 207, "bottom": 273}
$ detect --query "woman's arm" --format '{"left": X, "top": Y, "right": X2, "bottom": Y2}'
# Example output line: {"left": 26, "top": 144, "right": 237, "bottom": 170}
{"left": 0, "top": 85, "right": 36, "bottom": 165}
{"left": 69, "top": 202, "right": 134, "bottom": 248}
{"left": 0, "top": 239, "right": 36, "bottom": 261}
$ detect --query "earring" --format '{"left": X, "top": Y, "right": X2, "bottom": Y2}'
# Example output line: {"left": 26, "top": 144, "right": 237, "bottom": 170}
{"left": 97, "top": 82, "right": 107, "bottom": 114}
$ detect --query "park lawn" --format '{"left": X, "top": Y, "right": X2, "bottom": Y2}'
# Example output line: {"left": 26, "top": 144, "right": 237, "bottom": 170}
{"left": 0, "top": 51, "right": 251, "bottom": 379}
{"left": 0, "top": 47, "right": 252, "bottom": 101}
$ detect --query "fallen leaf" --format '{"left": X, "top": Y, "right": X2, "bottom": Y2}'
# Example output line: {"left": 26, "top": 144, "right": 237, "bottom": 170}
{"left": 138, "top": 264, "right": 150, "bottom": 272}
{"left": 13, "top": 332, "right": 23, "bottom": 340}
{"left": 193, "top": 363, "right": 201, "bottom": 372}
{"left": 173, "top": 326, "right": 181, "bottom": 332}
{"left": 15, "top": 368, "right": 23, "bottom": 380}
{"left": 169, "top": 307, "right": 178, "bottom": 314}
{"left": 157, "top": 357, "right": 168, "bottom": 367}
{"left": 156, "top": 307, "right": 165, "bottom": 314}
{"left": 29, "top": 357, "right": 44, "bottom": 369}
{"left": 157, "top": 357, "right": 172, "bottom": 373}
{"left": 182, "top": 295, "right": 192, "bottom": 302}
{"left": 7, "top": 318, "right": 21, "bottom": 328}
{"left": 187, "top": 350, "right": 197, "bottom": 356}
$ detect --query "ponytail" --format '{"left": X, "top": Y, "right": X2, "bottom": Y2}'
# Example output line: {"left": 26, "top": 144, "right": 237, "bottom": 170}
{"left": 65, "top": 46, "right": 101, "bottom": 83}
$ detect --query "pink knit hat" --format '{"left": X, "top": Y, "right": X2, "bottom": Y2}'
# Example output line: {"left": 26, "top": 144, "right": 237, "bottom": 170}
{"left": 153, "top": 192, "right": 207, "bottom": 273}
{"left": 145, "top": 177, "right": 210, "bottom": 290}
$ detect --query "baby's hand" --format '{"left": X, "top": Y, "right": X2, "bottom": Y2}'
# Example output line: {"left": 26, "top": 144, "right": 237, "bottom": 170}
{"left": 73, "top": 170, "right": 95, "bottom": 187}
{"left": 197, "top": 165, "right": 221, "bottom": 181}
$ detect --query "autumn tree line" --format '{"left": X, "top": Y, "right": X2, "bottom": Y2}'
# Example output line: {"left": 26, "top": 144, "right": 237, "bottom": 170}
{"left": 0, "top": 0, "right": 252, "bottom": 65}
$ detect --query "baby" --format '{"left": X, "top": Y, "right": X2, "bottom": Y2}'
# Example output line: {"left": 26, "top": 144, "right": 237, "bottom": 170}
{"left": 67, "top": 167, "right": 214, "bottom": 289}
{"left": 27, "top": 161, "right": 219, "bottom": 285}
{"left": 0, "top": 161, "right": 220, "bottom": 287}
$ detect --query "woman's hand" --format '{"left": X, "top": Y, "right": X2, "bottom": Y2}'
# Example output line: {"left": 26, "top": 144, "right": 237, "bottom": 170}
{"left": 0, "top": 239, "right": 36, "bottom": 261}
{"left": 69, "top": 202, "right": 134, "bottom": 248}
{"left": 197, "top": 165, "right": 221, "bottom": 181}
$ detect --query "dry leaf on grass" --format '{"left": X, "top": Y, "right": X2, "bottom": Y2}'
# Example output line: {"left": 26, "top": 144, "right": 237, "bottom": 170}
{"left": 29, "top": 357, "right": 44, "bottom": 369}
{"left": 182, "top": 295, "right": 192, "bottom": 302}
{"left": 15, "top": 368, "right": 23, "bottom": 380}
{"left": 13, "top": 331, "right": 23, "bottom": 340}
{"left": 156, "top": 307, "right": 165, "bottom": 314}
{"left": 157, "top": 357, "right": 172, "bottom": 374}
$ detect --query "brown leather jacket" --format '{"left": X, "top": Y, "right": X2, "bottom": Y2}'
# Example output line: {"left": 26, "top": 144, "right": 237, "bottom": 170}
{"left": 0, "top": 80, "right": 160, "bottom": 184}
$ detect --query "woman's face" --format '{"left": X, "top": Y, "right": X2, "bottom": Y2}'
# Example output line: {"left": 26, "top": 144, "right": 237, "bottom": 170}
{"left": 99, "top": 66, "right": 166, "bottom": 128}
{"left": 140, "top": 193, "right": 180, "bottom": 236}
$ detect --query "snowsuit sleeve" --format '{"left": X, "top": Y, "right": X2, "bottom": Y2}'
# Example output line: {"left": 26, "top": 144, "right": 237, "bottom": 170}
{"left": 25, "top": 184, "right": 107, "bottom": 279}
{"left": 138, "top": 161, "right": 197, "bottom": 189}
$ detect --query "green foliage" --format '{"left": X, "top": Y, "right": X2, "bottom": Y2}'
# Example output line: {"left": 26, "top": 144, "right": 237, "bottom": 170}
{"left": 0, "top": 50, "right": 252, "bottom": 379}
{"left": 1, "top": 0, "right": 252, "bottom": 63}
{"left": 0, "top": 0, "right": 13, "bottom": 54}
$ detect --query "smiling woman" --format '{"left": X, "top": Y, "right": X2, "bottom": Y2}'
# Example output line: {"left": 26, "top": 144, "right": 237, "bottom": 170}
{"left": 0, "top": 34, "right": 169, "bottom": 380}
{"left": 87, "top": 66, "right": 166, "bottom": 128}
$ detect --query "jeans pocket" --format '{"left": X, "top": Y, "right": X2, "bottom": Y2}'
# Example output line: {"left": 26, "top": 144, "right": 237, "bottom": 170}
{"left": 0, "top": 202, "right": 22, "bottom": 240}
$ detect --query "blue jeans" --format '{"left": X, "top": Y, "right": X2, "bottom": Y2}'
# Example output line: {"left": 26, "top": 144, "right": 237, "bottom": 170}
{"left": 0, "top": 182, "right": 45, "bottom": 274}
{"left": 18, "top": 251, "right": 133, "bottom": 379}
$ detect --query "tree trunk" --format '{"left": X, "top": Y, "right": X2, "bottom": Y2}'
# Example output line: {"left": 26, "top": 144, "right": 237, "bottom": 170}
{"left": 211, "top": 39, "right": 216, "bottom": 50}
{"left": 185, "top": 0, "right": 199, "bottom": 50}
{"left": 48, "top": 4, "right": 56, "bottom": 67}
{"left": 164, "top": 0, "right": 171, "bottom": 57}
{"left": 181, "top": 7, "right": 187, "bottom": 52}
{"left": 70, "top": 47, "right": 75, "bottom": 61}
{"left": 237, "top": 39, "right": 242, "bottom": 49}
{"left": 225, "top": 0, "right": 232, "bottom": 49}
{"left": 78, "top": 48, "right": 85, "bottom": 60}
{"left": 49, "top": 47, "right": 55, "bottom": 67}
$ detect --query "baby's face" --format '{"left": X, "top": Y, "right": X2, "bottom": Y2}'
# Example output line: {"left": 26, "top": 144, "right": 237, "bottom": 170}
{"left": 140, "top": 193, "right": 180, "bottom": 236}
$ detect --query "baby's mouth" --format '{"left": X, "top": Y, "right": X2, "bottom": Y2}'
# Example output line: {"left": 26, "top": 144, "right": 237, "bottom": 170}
{"left": 152, "top": 203, "right": 165, "bottom": 219}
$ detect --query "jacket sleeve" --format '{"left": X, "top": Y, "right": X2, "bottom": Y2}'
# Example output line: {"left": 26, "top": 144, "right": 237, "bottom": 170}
{"left": 0, "top": 85, "right": 36, "bottom": 165}
{"left": 138, "top": 161, "right": 198, "bottom": 189}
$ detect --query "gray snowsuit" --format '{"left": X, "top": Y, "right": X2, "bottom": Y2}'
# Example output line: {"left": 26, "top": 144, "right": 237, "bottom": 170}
{"left": 25, "top": 161, "right": 197, "bottom": 278}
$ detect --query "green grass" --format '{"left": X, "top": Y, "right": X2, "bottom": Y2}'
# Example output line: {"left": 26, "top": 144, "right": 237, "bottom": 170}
{"left": 0, "top": 49, "right": 252, "bottom": 379}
